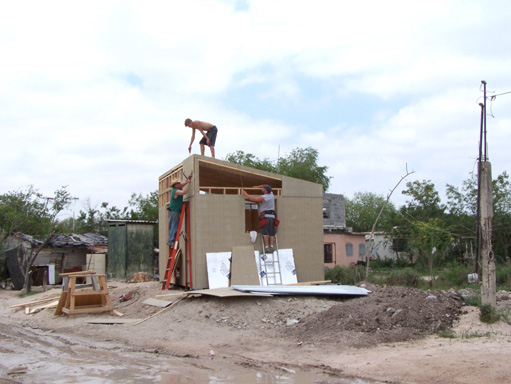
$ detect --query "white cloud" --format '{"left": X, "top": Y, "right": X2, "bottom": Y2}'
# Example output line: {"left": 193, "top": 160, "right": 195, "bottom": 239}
{"left": 1, "top": 0, "right": 510, "bottom": 217}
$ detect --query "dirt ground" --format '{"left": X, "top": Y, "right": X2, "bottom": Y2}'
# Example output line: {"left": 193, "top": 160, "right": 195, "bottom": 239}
{"left": 1, "top": 281, "right": 511, "bottom": 384}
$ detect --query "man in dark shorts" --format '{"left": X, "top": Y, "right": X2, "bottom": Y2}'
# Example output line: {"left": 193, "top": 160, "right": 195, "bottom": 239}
{"left": 185, "top": 118, "right": 218, "bottom": 158}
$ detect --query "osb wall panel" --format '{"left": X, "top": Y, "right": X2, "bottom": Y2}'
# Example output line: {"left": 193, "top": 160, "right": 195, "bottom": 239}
{"left": 192, "top": 194, "right": 250, "bottom": 289}
{"left": 282, "top": 176, "right": 323, "bottom": 198}
{"left": 277, "top": 196, "right": 324, "bottom": 283}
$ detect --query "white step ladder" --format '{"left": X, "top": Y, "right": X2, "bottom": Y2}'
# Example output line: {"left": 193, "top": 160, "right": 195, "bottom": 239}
{"left": 258, "top": 234, "right": 282, "bottom": 286}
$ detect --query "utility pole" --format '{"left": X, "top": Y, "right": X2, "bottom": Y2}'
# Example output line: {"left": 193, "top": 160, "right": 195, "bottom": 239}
{"left": 475, "top": 102, "right": 483, "bottom": 276}
{"left": 478, "top": 80, "right": 496, "bottom": 306}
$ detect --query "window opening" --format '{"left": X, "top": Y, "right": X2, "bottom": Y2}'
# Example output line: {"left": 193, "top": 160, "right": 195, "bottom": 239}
{"left": 346, "top": 243, "right": 353, "bottom": 257}
{"left": 245, "top": 202, "right": 259, "bottom": 233}
{"left": 324, "top": 243, "right": 333, "bottom": 263}
{"left": 359, "top": 243, "right": 366, "bottom": 258}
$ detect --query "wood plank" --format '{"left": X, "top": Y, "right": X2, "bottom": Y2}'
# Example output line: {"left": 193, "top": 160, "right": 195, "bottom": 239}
{"left": 54, "top": 291, "right": 67, "bottom": 316}
{"left": 63, "top": 305, "right": 113, "bottom": 314}
{"left": 134, "top": 296, "right": 186, "bottom": 326}
{"left": 71, "top": 290, "right": 107, "bottom": 296}
{"left": 87, "top": 318, "right": 141, "bottom": 324}
{"left": 59, "top": 270, "right": 96, "bottom": 276}
{"left": 10, "top": 295, "right": 60, "bottom": 309}
{"left": 28, "top": 300, "right": 59, "bottom": 314}
{"left": 142, "top": 298, "right": 172, "bottom": 308}
{"left": 155, "top": 292, "right": 186, "bottom": 298}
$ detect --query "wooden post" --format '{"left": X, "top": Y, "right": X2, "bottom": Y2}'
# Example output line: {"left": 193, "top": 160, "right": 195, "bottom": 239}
{"left": 480, "top": 161, "right": 496, "bottom": 306}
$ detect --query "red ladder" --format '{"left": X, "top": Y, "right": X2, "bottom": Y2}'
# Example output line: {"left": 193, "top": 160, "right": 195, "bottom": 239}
{"left": 162, "top": 202, "right": 187, "bottom": 290}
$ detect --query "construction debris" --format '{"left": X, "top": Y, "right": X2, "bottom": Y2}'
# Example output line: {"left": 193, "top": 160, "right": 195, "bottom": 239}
{"left": 131, "top": 272, "right": 150, "bottom": 283}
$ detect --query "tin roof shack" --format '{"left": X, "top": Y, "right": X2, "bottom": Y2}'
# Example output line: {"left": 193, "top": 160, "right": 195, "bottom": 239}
{"left": 3, "top": 233, "right": 108, "bottom": 288}
{"left": 158, "top": 155, "right": 324, "bottom": 289}
{"left": 107, "top": 220, "right": 156, "bottom": 281}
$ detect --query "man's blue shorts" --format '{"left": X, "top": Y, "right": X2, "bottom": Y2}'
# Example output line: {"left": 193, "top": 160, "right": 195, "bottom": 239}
{"left": 199, "top": 126, "right": 218, "bottom": 147}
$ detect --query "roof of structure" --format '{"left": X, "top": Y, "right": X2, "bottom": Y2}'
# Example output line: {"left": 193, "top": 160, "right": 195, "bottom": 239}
{"left": 48, "top": 233, "right": 108, "bottom": 248}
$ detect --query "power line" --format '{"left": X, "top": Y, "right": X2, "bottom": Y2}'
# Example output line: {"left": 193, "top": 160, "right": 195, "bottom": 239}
{"left": 489, "top": 90, "right": 511, "bottom": 98}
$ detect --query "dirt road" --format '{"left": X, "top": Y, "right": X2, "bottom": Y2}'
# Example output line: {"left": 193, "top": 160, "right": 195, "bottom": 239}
{"left": 1, "top": 282, "right": 510, "bottom": 384}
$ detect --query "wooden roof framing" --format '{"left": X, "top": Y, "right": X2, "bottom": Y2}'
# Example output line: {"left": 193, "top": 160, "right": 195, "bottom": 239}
{"left": 159, "top": 157, "right": 283, "bottom": 207}
{"left": 197, "top": 159, "right": 282, "bottom": 194}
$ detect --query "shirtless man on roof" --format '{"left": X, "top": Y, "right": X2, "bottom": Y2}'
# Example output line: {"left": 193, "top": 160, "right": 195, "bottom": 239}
{"left": 185, "top": 118, "right": 218, "bottom": 158}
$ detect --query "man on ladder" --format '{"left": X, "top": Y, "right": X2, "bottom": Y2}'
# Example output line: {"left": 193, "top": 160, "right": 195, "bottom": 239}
{"left": 167, "top": 171, "right": 193, "bottom": 249}
{"left": 242, "top": 185, "right": 277, "bottom": 253}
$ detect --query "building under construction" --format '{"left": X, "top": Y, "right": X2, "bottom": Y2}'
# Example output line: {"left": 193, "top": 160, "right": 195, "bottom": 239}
{"left": 158, "top": 155, "right": 324, "bottom": 290}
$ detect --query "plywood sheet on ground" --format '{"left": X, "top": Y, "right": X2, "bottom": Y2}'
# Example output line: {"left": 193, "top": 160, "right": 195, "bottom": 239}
{"left": 206, "top": 252, "right": 231, "bottom": 289}
{"left": 230, "top": 246, "right": 259, "bottom": 285}
{"left": 186, "top": 287, "right": 272, "bottom": 298}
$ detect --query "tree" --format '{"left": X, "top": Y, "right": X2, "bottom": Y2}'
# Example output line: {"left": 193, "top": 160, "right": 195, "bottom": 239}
{"left": 0, "top": 185, "right": 75, "bottom": 292}
{"left": 63, "top": 191, "right": 160, "bottom": 245}
{"left": 362, "top": 167, "right": 415, "bottom": 281}
{"left": 401, "top": 179, "right": 445, "bottom": 219}
{"left": 394, "top": 180, "right": 448, "bottom": 265}
{"left": 447, "top": 171, "right": 511, "bottom": 263}
{"left": 126, "top": 191, "right": 159, "bottom": 221}
{"left": 126, "top": 191, "right": 159, "bottom": 246}
{"left": 277, "top": 147, "right": 330, "bottom": 191}
{"left": 0, "top": 186, "right": 53, "bottom": 239}
{"left": 0, "top": 185, "right": 75, "bottom": 239}
{"left": 492, "top": 172, "right": 511, "bottom": 262}
{"left": 345, "top": 192, "right": 397, "bottom": 232}
{"left": 225, "top": 151, "right": 276, "bottom": 173}
{"left": 407, "top": 218, "right": 452, "bottom": 284}
{"left": 226, "top": 147, "right": 331, "bottom": 191}
{"left": 73, "top": 199, "right": 129, "bottom": 236}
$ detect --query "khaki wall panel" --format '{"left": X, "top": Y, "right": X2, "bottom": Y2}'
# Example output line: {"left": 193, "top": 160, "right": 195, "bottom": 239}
{"left": 158, "top": 154, "right": 325, "bottom": 289}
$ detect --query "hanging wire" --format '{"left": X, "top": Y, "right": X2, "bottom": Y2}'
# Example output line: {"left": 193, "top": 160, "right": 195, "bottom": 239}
{"left": 477, "top": 86, "right": 511, "bottom": 118}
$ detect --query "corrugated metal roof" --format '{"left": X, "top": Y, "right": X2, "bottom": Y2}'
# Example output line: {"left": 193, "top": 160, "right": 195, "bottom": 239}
{"left": 49, "top": 233, "right": 108, "bottom": 247}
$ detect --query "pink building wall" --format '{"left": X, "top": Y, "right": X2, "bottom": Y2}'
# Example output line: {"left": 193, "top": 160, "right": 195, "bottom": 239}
{"left": 324, "top": 232, "right": 367, "bottom": 268}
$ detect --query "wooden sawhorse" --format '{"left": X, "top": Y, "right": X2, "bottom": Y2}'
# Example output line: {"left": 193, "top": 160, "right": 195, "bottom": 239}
{"left": 54, "top": 271, "right": 114, "bottom": 318}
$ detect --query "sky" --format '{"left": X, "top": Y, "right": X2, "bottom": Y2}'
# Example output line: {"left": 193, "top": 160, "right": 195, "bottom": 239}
{"left": 1, "top": 0, "right": 510, "bottom": 220}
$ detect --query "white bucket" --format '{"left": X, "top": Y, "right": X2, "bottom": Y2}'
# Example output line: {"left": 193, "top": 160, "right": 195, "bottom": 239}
{"left": 468, "top": 273, "right": 479, "bottom": 283}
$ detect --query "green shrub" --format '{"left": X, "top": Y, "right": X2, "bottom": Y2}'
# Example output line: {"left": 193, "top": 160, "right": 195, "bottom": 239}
{"left": 440, "top": 262, "right": 473, "bottom": 287}
{"left": 437, "top": 330, "right": 456, "bottom": 338}
{"left": 384, "top": 268, "right": 419, "bottom": 287}
{"left": 370, "top": 257, "right": 394, "bottom": 269}
{"left": 394, "top": 256, "right": 411, "bottom": 268}
{"left": 496, "top": 263, "right": 511, "bottom": 288}
{"left": 325, "top": 265, "right": 359, "bottom": 285}
{"left": 462, "top": 331, "right": 490, "bottom": 339}
{"left": 464, "top": 294, "right": 481, "bottom": 307}
{"left": 480, "top": 304, "right": 500, "bottom": 324}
